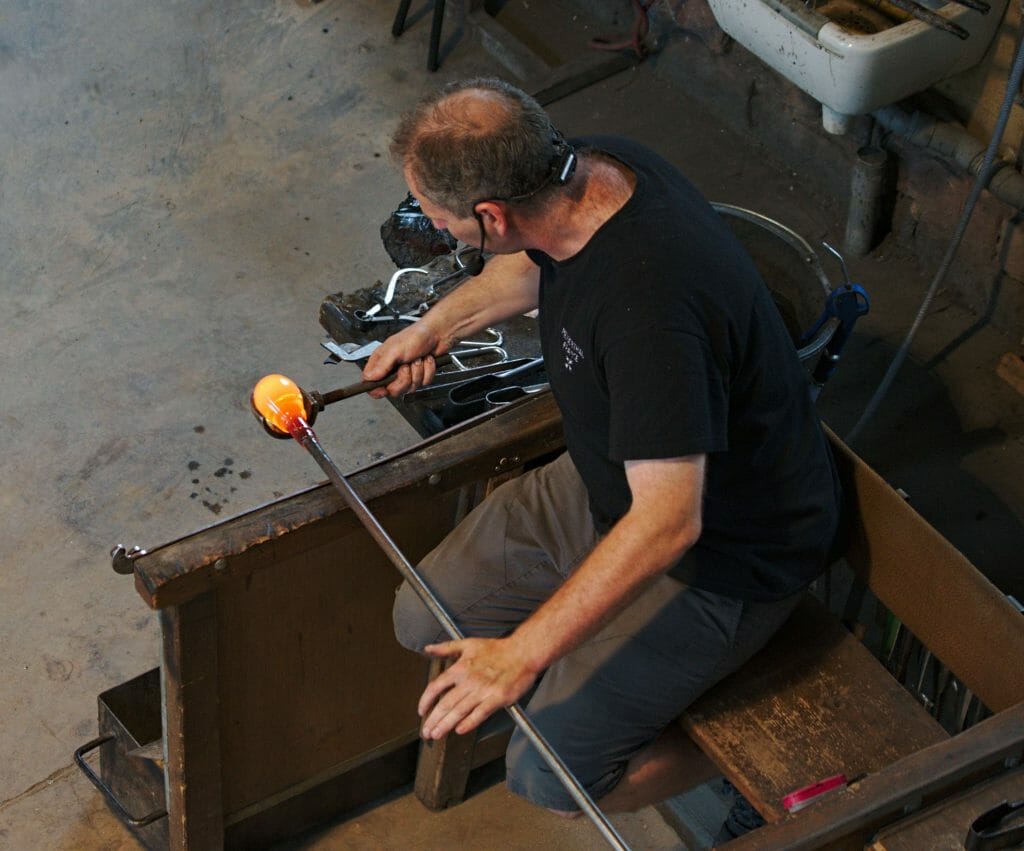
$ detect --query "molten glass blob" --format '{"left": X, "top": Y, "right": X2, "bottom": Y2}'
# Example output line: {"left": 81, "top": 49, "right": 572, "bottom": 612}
{"left": 251, "top": 374, "right": 312, "bottom": 439}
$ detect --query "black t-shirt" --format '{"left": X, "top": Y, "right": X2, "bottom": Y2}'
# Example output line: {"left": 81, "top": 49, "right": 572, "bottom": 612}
{"left": 529, "top": 135, "right": 842, "bottom": 601}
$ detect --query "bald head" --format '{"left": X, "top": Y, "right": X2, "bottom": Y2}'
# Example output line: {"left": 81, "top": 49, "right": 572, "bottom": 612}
{"left": 419, "top": 87, "right": 512, "bottom": 140}
{"left": 391, "top": 78, "right": 564, "bottom": 218}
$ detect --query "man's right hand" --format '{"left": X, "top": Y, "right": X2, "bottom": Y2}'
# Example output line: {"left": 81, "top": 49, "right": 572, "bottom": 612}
{"left": 362, "top": 321, "right": 445, "bottom": 399}
{"left": 361, "top": 251, "right": 540, "bottom": 399}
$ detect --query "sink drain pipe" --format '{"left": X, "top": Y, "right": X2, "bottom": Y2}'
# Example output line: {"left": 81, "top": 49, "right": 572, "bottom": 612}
{"left": 845, "top": 27, "right": 1024, "bottom": 444}
{"left": 844, "top": 145, "right": 890, "bottom": 256}
{"left": 872, "top": 104, "right": 1024, "bottom": 211}
{"left": 847, "top": 93, "right": 1024, "bottom": 259}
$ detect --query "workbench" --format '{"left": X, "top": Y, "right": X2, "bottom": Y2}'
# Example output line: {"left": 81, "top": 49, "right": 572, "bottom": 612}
{"left": 83, "top": 393, "right": 563, "bottom": 849}
{"left": 81, "top": 391, "right": 1024, "bottom": 849}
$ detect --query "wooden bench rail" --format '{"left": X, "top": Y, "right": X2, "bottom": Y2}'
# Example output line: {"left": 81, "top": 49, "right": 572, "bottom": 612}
{"left": 132, "top": 393, "right": 565, "bottom": 609}
{"left": 717, "top": 700, "right": 1024, "bottom": 850}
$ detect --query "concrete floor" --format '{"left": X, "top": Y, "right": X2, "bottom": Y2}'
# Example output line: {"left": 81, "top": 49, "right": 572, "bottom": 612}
{"left": 1, "top": 0, "right": 1022, "bottom": 848}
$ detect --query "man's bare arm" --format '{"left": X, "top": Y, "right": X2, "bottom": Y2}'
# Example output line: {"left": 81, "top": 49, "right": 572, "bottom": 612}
{"left": 362, "top": 251, "right": 539, "bottom": 397}
{"left": 417, "top": 454, "right": 706, "bottom": 739}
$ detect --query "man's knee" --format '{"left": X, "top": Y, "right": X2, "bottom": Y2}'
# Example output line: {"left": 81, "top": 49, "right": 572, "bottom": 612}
{"left": 392, "top": 579, "right": 444, "bottom": 653}
{"left": 505, "top": 727, "right": 620, "bottom": 814}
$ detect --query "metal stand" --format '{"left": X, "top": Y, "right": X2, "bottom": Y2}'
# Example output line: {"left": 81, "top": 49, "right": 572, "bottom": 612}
{"left": 392, "top": 0, "right": 447, "bottom": 72}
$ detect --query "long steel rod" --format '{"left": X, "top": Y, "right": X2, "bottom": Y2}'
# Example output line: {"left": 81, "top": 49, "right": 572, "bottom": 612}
{"left": 881, "top": 0, "right": 969, "bottom": 39}
{"left": 294, "top": 427, "right": 630, "bottom": 851}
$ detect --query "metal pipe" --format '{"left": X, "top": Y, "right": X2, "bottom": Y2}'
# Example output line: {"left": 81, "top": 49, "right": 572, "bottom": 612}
{"left": 843, "top": 146, "right": 889, "bottom": 257}
{"left": 289, "top": 423, "right": 632, "bottom": 851}
{"left": 873, "top": 104, "right": 1024, "bottom": 211}
{"left": 878, "top": 0, "right": 969, "bottom": 39}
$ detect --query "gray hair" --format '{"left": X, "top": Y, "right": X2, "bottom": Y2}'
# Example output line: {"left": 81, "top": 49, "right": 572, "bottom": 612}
{"left": 391, "top": 77, "right": 563, "bottom": 218}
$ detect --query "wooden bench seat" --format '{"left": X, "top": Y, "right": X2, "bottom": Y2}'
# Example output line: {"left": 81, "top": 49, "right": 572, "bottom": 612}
{"left": 680, "top": 594, "right": 948, "bottom": 823}
{"left": 415, "top": 590, "right": 950, "bottom": 822}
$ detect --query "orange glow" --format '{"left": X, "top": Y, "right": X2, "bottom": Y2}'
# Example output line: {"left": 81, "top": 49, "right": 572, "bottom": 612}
{"left": 251, "top": 374, "right": 311, "bottom": 439}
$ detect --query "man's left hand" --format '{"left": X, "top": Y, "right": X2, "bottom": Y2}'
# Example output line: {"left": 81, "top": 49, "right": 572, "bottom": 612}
{"left": 418, "top": 637, "right": 537, "bottom": 739}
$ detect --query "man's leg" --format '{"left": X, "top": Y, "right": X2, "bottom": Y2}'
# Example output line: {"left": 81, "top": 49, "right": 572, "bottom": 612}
{"left": 393, "top": 451, "right": 599, "bottom": 651}
{"left": 504, "top": 580, "right": 803, "bottom": 813}
{"left": 595, "top": 724, "right": 718, "bottom": 813}
{"left": 549, "top": 723, "right": 719, "bottom": 818}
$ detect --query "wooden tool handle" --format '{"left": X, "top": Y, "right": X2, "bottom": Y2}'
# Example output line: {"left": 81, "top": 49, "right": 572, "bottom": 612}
{"left": 317, "top": 353, "right": 455, "bottom": 406}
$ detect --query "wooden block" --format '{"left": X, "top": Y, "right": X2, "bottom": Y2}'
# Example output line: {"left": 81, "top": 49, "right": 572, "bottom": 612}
{"left": 996, "top": 351, "right": 1024, "bottom": 396}
{"left": 415, "top": 659, "right": 478, "bottom": 811}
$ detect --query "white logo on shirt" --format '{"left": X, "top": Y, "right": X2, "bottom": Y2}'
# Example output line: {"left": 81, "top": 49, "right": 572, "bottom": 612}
{"left": 562, "top": 328, "right": 583, "bottom": 372}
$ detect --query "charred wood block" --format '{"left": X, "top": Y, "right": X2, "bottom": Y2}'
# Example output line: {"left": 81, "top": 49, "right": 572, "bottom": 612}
{"left": 380, "top": 193, "right": 456, "bottom": 268}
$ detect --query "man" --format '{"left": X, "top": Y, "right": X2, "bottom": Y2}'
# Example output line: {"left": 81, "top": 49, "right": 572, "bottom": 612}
{"left": 363, "top": 77, "right": 843, "bottom": 816}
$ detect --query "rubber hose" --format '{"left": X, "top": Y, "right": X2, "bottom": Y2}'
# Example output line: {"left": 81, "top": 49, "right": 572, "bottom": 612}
{"left": 845, "top": 27, "right": 1024, "bottom": 445}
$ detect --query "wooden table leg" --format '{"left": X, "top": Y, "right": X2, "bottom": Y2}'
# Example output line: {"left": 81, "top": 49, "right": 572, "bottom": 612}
{"left": 414, "top": 658, "right": 479, "bottom": 810}
{"left": 413, "top": 471, "right": 529, "bottom": 809}
{"left": 161, "top": 592, "right": 225, "bottom": 849}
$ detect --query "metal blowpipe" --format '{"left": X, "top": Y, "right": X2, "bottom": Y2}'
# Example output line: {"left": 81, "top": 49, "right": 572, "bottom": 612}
{"left": 250, "top": 373, "right": 631, "bottom": 851}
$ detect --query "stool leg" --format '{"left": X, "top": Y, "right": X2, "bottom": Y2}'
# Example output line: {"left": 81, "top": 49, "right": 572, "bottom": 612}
{"left": 427, "top": 0, "right": 445, "bottom": 71}
{"left": 393, "top": 0, "right": 413, "bottom": 37}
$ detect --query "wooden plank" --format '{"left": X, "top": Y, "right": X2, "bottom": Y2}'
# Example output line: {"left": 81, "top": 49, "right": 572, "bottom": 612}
{"left": 414, "top": 661, "right": 480, "bottom": 811}
{"left": 133, "top": 393, "right": 564, "bottom": 610}
{"left": 719, "top": 701, "right": 1024, "bottom": 850}
{"left": 412, "top": 645, "right": 516, "bottom": 811}
{"left": 827, "top": 428, "right": 1024, "bottom": 713}
{"left": 996, "top": 350, "right": 1024, "bottom": 396}
{"left": 870, "top": 765, "right": 1024, "bottom": 850}
{"left": 415, "top": 734, "right": 480, "bottom": 811}
{"left": 682, "top": 595, "right": 947, "bottom": 823}
{"left": 161, "top": 592, "right": 224, "bottom": 850}
{"left": 214, "top": 493, "right": 441, "bottom": 816}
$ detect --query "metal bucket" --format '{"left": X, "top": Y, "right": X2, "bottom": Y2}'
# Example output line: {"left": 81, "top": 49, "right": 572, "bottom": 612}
{"left": 74, "top": 667, "right": 168, "bottom": 846}
{"left": 713, "top": 203, "right": 839, "bottom": 366}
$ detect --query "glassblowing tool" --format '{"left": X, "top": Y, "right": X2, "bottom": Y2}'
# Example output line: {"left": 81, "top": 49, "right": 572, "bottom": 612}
{"left": 259, "top": 355, "right": 471, "bottom": 438}
{"left": 249, "top": 373, "right": 631, "bottom": 851}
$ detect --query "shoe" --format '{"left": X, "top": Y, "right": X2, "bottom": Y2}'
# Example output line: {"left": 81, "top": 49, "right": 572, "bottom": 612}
{"left": 714, "top": 779, "right": 765, "bottom": 841}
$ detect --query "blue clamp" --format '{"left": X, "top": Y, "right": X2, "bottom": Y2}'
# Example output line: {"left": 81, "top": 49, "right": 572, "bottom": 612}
{"left": 802, "top": 283, "right": 871, "bottom": 386}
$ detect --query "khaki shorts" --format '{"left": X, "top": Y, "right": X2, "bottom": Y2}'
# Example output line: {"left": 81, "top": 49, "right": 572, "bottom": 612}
{"left": 393, "top": 451, "right": 802, "bottom": 811}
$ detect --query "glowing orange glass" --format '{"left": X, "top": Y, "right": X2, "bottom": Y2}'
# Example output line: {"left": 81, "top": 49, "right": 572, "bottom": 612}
{"left": 251, "top": 374, "right": 311, "bottom": 439}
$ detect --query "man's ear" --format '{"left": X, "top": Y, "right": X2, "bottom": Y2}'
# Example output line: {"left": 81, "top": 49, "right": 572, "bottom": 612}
{"left": 473, "top": 200, "right": 507, "bottom": 235}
